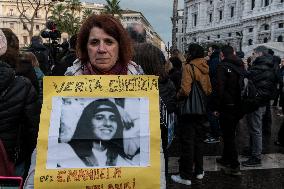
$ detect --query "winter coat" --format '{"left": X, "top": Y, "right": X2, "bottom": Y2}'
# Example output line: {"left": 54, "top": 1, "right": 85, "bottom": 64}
{"left": 214, "top": 57, "right": 244, "bottom": 112}
{"left": 159, "top": 78, "right": 177, "bottom": 113}
{"left": 168, "top": 68, "right": 182, "bottom": 93}
{"left": 208, "top": 51, "right": 220, "bottom": 92}
{"left": 248, "top": 55, "right": 278, "bottom": 107}
{"left": 178, "top": 58, "right": 212, "bottom": 98}
{"left": 0, "top": 61, "right": 40, "bottom": 163}
{"left": 51, "top": 50, "right": 77, "bottom": 76}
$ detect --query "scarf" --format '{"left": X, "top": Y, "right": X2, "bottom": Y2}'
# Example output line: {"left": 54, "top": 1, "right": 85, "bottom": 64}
{"left": 83, "top": 62, "right": 128, "bottom": 75}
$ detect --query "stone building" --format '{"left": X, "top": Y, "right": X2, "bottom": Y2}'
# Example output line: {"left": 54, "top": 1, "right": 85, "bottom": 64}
{"left": 178, "top": 0, "right": 284, "bottom": 57}
{"left": 0, "top": 0, "right": 164, "bottom": 50}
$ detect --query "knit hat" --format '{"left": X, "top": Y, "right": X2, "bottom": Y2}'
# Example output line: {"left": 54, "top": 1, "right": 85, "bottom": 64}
{"left": 0, "top": 29, "right": 7, "bottom": 56}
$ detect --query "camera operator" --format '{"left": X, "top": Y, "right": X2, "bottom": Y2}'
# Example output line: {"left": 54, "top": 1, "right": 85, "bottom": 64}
{"left": 28, "top": 36, "right": 50, "bottom": 75}
{"left": 51, "top": 34, "right": 77, "bottom": 76}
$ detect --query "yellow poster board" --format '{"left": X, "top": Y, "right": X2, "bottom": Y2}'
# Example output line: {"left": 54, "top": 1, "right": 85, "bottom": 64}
{"left": 34, "top": 75, "right": 161, "bottom": 189}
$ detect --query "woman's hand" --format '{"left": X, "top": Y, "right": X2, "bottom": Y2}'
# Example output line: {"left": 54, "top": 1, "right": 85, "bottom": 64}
{"left": 116, "top": 105, "right": 140, "bottom": 157}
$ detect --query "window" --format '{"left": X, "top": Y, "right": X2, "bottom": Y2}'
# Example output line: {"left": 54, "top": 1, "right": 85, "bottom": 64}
{"left": 230, "top": 7, "right": 234, "bottom": 17}
{"left": 278, "top": 36, "right": 283, "bottom": 42}
{"left": 209, "top": 13, "right": 212, "bottom": 22}
{"left": 248, "top": 39, "right": 253, "bottom": 45}
{"left": 23, "top": 36, "right": 28, "bottom": 45}
{"left": 193, "top": 38, "right": 197, "bottom": 42}
{"left": 23, "top": 24, "right": 27, "bottom": 30}
{"left": 210, "top": 0, "right": 213, "bottom": 5}
{"left": 219, "top": 10, "right": 223, "bottom": 20}
{"left": 281, "top": 0, "right": 284, "bottom": 3}
{"left": 228, "top": 33, "right": 232, "bottom": 37}
{"left": 264, "top": 37, "right": 268, "bottom": 43}
{"left": 36, "top": 25, "right": 40, "bottom": 30}
{"left": 249, "top": 27, "right": 254, "bottom": 32}
{"left": 35, "top": 11, "right": 39, "bottom": 18}
{"left": 9, "top": 23, "right": 14, "bottom": 29}
{"left": 193, "top": 14, "right": 197, "bottom": 26}
{"left": 9, "top": 9, "right": 13, "bottom": 16}
{"left": 264, "top": 24, "right": 269, "bottom": 30}
{"left": 207, "top": 36, "right": 210, "bottom": 40}
{"left": 176, "top": 28, "right": 178, "bottom": 32}
{"left": 217, "top": 34, "right": 220, "bottom": 38}
{"left": 279, "top": 23, "right": 284, "bottom": 28}
{"left": 264, "top": 0, "right": 270, "bottom": 6}
{"left": 251, "top": 0, "right": 255, "bottom": 10}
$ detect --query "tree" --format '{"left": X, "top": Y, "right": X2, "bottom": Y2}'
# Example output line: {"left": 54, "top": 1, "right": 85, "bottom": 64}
{"left": 16, "top": 0, "right": 62, "bottom": 38}
{"left": 49, "top": 2, "right": 81, "bottom": 36}
{"left": 82, "top": 8, "right": 94, "bottom": 21}
{"left": 172, "top": 0, "right": 178, "bottom": 50}
{"left": 104, "top": 0, "right": 123, "bottom": 18}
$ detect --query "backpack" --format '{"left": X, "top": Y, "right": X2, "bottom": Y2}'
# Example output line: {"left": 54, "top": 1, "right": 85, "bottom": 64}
{"left": 223, "top": 62, "right": 258, "bottom": 115}
{"left": 180, "top": 64, "right": 207, "bottom": 115}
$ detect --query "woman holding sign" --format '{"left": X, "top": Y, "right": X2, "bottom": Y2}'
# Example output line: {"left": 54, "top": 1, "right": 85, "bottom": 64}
{"left": 25, "top": 14, "right": 166, "bottom": 189}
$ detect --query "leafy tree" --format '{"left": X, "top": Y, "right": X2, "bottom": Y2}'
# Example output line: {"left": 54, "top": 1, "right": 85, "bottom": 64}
{"left": 16, "top": 0, "right": 60, "bottom": 38}
{"left": 104, "top": 0, "right": 123, "bottom": 18}
{"left": 82, "top": 8, "right": 94, "bottom": 21}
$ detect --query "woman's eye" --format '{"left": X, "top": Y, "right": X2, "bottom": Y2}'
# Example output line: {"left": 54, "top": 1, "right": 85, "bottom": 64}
{"left": 104, "top": 39, "right": 114, "bottom": 45}
{"left": 89, "top": 39, "right": 99, "bottom": 46}
{"left": 109, "top": 115, "right": 117, "bottom": 122}
{"left": 94, "top": 115, "right": 104, "bottom": 120}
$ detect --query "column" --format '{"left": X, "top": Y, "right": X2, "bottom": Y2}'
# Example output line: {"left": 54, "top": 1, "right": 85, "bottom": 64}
{"left": 271, "top": 22, "right": 276, "bottom": 42}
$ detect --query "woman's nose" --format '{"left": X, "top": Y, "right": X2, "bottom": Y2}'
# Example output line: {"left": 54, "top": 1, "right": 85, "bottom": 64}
{"left": 97, "top": 42, "right": 107, "bottom": 52}
{"left": 103, "top": 118, "right": 112, "bottom": 126}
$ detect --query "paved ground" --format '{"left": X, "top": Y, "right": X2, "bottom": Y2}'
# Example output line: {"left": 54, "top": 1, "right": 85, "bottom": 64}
{"left": 166, "top": 107, "right": 284, "bottom": 189}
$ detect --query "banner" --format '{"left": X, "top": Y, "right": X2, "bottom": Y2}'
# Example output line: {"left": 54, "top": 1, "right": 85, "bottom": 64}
{"left": 35, "top": 75, "right": 161, "bottom": 189}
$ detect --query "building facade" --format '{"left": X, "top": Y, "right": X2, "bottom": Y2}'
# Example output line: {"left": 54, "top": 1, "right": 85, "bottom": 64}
{"left": 178, "top": 0, "right": 284, "bottom": 57}
{"left": 0, "top": 0, "right": 164, "bottom": 50}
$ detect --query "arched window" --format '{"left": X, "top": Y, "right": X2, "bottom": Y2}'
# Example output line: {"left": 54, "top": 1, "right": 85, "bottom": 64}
{"left": 264, "top": 37, "right": 268, "bottom": 43}
{"left": 248, "top": 39, "right": 253, "bottom": 45}
{"left": 264, "top": 24, "right": 269, "bottom": 30}
{"left": 278, "top": 36, "right": 283, "bottom": 42}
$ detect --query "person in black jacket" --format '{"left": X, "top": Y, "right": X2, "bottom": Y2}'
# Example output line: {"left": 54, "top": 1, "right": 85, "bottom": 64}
{"left": 0, "top": 28, "right": 41, "bottom": 177}
{"left": 51, "top": 34, "right": 77, "bottom": 76}
{"left": 169, "top": 56, "right": 182, "bottom": 93}
{"left": 214, "top": 45, "right": 244, "bottom": 175}
{"left": 242, "top": 46, "right": 277, "bottom": 167}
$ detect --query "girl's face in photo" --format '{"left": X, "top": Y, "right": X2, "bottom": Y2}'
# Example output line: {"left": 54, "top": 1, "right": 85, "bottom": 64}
{"left": 91, "top": 111, "right": 118, "bottom": 140}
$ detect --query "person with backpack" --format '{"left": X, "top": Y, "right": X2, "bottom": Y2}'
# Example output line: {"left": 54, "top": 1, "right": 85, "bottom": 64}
{"left": 171, "top": 43, "right": 211, "bottom": 186}
{"left": 213, "top": 45, "right": 244, "bottom": 175}
{"left": 242, "top": 46, "right": 278, "bottom": 167}
{"left": 0, "top": 28, "right": 41, "bottom": 177}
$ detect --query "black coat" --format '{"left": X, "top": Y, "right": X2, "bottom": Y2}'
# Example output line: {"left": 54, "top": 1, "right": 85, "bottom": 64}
{"left": 214, "top": 57, "right": 244, "bottom": 113}
{"left": 248, "top": 55, "right": 277, "bottom": 107}
{"left": 0, "top": 61, "right": 41, "bottom": 162}
{"left": 159, "top": 78, "right": 177, "bottom": 113}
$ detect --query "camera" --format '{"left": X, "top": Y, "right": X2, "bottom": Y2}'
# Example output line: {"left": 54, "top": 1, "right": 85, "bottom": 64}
{"left": 41, "top": 20, "right": 61, "bottom": 40}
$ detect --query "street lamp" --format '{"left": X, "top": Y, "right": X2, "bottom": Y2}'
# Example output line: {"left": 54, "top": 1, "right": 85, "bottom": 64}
{"left": 165, "top": 41, "right": 170, "bottom": 58}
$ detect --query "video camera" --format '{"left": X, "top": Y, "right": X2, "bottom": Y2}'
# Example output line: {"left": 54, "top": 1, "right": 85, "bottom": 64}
{"left": 41, "top": 20, "right": 61, "bottom": 40}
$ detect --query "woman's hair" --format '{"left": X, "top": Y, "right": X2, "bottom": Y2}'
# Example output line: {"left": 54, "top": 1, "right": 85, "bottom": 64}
{"left": 69, "top": 99, "right": 125, "bottom": 166}
{"left": 133, "top": 43, "right": 167, "bottom": 81}
{"left": 77, "top": 14, "right": 133, "bottom": 66}
{"left": 22, "top": 52, "right": 39, "bottom": 67}
{"left": 186, "top": 43, "right": 204, "bottom": 61}
{"left": 0, "top": 28, "right": 19, "bottom": 68}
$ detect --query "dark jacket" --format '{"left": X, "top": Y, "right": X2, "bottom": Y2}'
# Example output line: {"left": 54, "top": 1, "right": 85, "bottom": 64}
{"left": 208, "top": 51, "right": 220, "bottom": 92}
{"left": 29, "top": 43, "right": 50, "bottom": 75}
{"left": 52, "top": 50, "right": 77, "bottom": 76}
{"left": 248, "top": 55, "right": 277, "bottom": 107}
{"left": 0, "top": 61, "right": 41, "bottom": 163}
{"left": 159, "top": 78, "right": 177, "bottom": 113}
{"left": 214, "top": 57, "right": 244, "bottom": 113}
{"left": 168, "top": 67, "right": 182, "bottom": 93}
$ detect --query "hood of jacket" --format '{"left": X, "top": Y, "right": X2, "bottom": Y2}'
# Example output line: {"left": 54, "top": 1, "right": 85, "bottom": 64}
{"left": 222, "top": 57, "right": 243, "bottom": 68}
{"left": 0, "top": 61, "right": 15, "bottom": 92}
{"left": 252, "top": 54, "right": 274, "bottom": 70}
{"left": 190, "top": 58, "right": 209, "bottom": 74}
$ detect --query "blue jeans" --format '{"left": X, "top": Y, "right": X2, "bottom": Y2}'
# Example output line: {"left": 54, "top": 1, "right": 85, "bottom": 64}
{"left": 207, "top": 111, "right": 221, "bottom": 137}
{"left": 246, "top": 106, "right": 266, "bottom": 159}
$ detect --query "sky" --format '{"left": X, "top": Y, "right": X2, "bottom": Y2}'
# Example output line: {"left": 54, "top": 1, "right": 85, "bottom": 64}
{"left": 89, "top": 0, "right": 180, "bottom": 45}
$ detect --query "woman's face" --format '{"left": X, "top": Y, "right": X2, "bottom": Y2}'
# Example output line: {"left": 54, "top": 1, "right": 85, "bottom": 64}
{"left": 91, "top": 111, "right": 118, "bottom": 140}
{"left": 87, "top": 27, "right": 119, "bottom": 72}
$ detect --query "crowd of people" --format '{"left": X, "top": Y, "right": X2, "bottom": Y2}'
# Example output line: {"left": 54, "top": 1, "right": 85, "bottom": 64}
{"left": 0, "top": 14, "right": 284, "bottom": 188}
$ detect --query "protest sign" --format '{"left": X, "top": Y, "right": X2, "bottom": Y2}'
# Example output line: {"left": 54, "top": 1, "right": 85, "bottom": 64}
{"left": 35, "top": 75, "right": 161, "bottom": 189}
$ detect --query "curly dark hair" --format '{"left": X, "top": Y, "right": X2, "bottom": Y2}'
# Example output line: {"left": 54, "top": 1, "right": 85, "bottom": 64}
{"left": 187, "top": 43, "right": 204, "bottom": 61}
{"left": 77, "top": 14, "right": 133, "bottom": 66}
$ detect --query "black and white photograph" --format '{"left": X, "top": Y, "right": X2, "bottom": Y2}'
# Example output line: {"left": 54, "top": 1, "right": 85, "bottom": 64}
{"left": 47, "top": 97, "right": 150, "bottom": 169}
